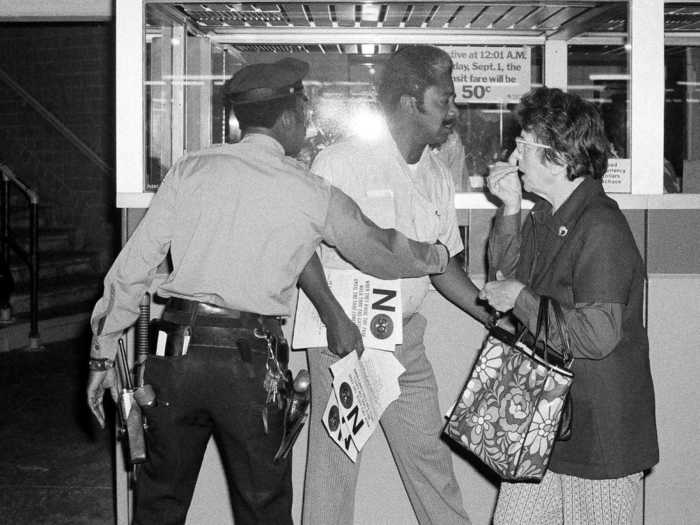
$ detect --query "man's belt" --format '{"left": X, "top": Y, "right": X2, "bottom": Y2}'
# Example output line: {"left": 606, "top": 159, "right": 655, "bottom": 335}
{"left": 155, "top": 297, "right": 288, "bottom": 365}
{"left": 163, "top": 297, "right": 282, "bottom": 331}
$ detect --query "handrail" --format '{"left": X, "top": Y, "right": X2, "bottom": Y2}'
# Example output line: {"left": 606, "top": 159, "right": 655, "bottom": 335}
{"left": 0, "top": 163, "right": 41, "bottom": 350}
{"left": 0, "top": 65, "right": 112, "bottom": 175}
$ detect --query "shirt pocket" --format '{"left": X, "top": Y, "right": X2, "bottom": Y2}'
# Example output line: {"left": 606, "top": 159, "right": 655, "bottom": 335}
{"left": 410, "top": 195, "right": 441, "bottom": 242}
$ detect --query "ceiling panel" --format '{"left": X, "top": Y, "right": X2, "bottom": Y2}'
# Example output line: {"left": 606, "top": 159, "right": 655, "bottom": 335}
{"left": 542, "top": 6, "right": 588, "bottom": 30}
{"left": 427, "top": 4, "right": 462, "bottom": 28}
{"left": 493, "top": 6, "right": 539, "bottom": 30}
{"left": 143, "top": 2, "right": 700, "bottom": 52}
{"left": 278, "top": 3, "right": 308, "bottom": 26}
{"left": 469, "top": 5, "right": 511, "bottom": 29}
{"left": 382, "top": 4, "right": 410, "bottom": 28}
{"left": 448, "top": 5, "right": 487, "bottom": 29}
{"left": 404, "top": 5, "right": 436, "bottom": 28}
{"left": 305, "top": 4, "right": 333, "bottom": 26}
{"left": 359, "top": 3, "right": 382, "bottom": 26}
{"left": 515, "top": 6, "right": 565, "bottom": 30}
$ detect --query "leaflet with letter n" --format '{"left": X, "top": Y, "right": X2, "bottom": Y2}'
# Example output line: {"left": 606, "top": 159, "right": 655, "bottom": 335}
{"left": 322, "top": 349, "right": 405, "bottom": 462}
{"left": 292, "top": 268, "right": 402, "bottom": 351}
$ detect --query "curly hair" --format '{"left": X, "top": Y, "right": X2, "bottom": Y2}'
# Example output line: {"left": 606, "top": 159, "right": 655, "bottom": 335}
{"left": 377, "top": 45, "right": 453, "bottom": 114}
{"left": 516, "top": 87, "right": 612, "bottom": 180}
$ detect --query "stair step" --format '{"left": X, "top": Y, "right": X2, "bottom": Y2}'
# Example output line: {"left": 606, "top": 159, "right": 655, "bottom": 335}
{"left": 9, "top": 250, "right": 96, "bottom": 284}
{"left": 10, "top": 274, "right": 102, "bottom": 315}
{"left": 3, "top": 190, "right": 36, "bottom": 209}
{"left": 5, "top": 227, "right": 74, "bottom": 253}
{"left": 0, "top": 302, "right": 93, "bottom": 352}
{"left": 3, "top": 204, "right": 53, "bottom": 229}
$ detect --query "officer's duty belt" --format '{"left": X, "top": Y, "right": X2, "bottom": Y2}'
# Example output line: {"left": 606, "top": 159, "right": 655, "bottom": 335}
{"left": 163, "top": 297, "right": 282, "bottom": 331}
{"left": 158, "top": 297, "right": 287, "bottom": 364}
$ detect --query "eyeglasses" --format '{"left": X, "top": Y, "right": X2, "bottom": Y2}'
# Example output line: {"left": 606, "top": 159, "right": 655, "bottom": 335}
{"left": 514, "top": 137, "right": 552, "bottom": 154}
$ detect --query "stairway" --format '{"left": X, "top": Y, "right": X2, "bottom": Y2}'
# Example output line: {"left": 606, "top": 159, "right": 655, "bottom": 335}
{"left": 0, "top": 194, "right": 104, "bottom": 352}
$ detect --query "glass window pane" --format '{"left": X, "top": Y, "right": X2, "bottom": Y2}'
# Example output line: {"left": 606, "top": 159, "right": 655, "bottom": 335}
{"left": 215, "top": 45, "right": 543, "bottom": 193}
{"left": 568, "top": 45, "right": 630, "bottom": 155}
{"left": 568, "top": 44, "right": 630, "bottom": 193}
{"left": 144, "top": 4, "right": 544, "bottom": 193}
{"left": 665, "top": 2, "right": 700, "bottom": 194}
{"left": 665, "top": 44, "right": 687, "bottom": 194}
{"left": 451, "top": 46, "right": 543, "bottom": 192}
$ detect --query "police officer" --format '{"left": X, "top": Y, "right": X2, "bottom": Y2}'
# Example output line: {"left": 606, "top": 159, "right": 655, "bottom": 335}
{"left": 86, "top": 57, "right": 449, "bottom": 525}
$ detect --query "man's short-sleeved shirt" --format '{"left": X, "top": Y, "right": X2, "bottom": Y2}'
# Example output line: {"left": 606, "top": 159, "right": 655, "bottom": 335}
{"left": 90, "top": 132, "right": 449, "bottom": 360}
{"left": 152, "top": 135, "right": 334, "bottom": 314}
{"left": 312, "top": 122, "right": 463, "bottom": 317}
{"left": 90, "top": 135, "right": 333, "bottom": 357}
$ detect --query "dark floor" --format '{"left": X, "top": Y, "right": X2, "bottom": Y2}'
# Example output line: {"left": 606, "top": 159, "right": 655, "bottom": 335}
{"left": 0, "top": 335, "right": 115, "bottom": 525}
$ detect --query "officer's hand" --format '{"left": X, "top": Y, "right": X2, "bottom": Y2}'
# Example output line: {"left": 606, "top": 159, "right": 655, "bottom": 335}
{"left": 87, "top": 368, "right": 118, "bottom": 429}
{"left": 325, "top": 309, "right": 364, "bottom": 358}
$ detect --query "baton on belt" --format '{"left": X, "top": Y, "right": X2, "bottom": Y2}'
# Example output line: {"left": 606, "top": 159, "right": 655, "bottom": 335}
{"left": 116, "top": 339, "right": 147, "bottom": 465}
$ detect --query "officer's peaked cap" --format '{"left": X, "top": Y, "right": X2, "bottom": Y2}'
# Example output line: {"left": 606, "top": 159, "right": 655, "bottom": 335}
{"left": 224, "top": 57, "right": 309, "bottom": 104}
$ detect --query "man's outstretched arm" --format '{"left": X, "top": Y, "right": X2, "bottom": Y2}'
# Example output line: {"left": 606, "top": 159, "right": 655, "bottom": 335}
{"left": 430, "top": 256, "right": 491, "bottom": 325}
{"left": 323, "top": 188, "right": 448, "bottom": 280}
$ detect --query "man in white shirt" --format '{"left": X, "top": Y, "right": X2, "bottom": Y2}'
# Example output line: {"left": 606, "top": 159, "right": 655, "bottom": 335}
{"left": 301, "top": 46, "right": 489, "bottom": 525}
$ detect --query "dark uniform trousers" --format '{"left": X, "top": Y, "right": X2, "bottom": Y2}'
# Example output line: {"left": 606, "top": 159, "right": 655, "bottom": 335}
{"left": 133, "top": 298, "right": 292, "bottom": 525}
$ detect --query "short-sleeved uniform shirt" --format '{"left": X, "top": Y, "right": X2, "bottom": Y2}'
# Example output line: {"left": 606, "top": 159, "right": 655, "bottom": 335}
{"left": 513, "top": 177, "right": 658, "bottom": 478}
{"left": 312, "top": 126, "right": 463, "bottom": 317}
{"left": 90, "top": 134, "right": 448, "bottom": 360}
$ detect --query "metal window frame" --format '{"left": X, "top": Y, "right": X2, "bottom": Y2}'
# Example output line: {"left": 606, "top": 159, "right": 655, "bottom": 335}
{"left": 117, "top": 0, "right": 684, "bottom": 208}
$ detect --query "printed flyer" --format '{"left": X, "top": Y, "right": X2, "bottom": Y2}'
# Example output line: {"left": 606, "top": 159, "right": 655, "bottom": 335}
{"left": 322, "top": 349, "right": 405, "bottom": 461}
{"left": 292, "top": 268, "right": 402, "bottom": 351}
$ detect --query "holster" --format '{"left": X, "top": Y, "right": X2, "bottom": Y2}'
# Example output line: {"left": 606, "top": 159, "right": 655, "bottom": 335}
{"left": 273, "top": 370, "right": 311, "bottom": 463}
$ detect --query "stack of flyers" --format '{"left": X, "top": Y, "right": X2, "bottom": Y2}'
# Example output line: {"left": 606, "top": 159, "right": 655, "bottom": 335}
{"left": 322, "top": 349, "right": 405, "bottom": 461}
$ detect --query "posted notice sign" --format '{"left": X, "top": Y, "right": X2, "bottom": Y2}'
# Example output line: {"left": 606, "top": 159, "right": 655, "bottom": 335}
{"left": 441, "top": 46, "right": 531, "bottom": 104}
{"left": 603, "top": 158, "right": 631, "bottom": 193}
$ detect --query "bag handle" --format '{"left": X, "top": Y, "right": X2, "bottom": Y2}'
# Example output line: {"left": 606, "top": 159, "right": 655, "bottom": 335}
{"left": 549, "top": 299, "right": 573, "bottom": 366}
{"left": 535, "top": 296, "right": 574, "bottom": 368}
{"left": 534, "top": 296, "right": 549, "bottom": 344}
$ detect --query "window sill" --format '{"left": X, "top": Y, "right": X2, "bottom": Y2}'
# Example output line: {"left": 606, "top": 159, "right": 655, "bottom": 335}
{"left": 454, "top": 192, "right": 700, "bottom": 210}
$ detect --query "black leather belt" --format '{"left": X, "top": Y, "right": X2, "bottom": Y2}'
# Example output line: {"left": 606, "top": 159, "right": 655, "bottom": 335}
{"left": 163, "top": 297, "right": 283, "bottom": 331}
{"left": 156, "top": 297, "right": 288, "bottom": 365}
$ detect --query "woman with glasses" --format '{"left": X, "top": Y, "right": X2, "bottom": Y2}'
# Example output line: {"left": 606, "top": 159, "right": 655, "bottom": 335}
{"left": 479, "top": 87, "right": 658, "bottom": 524}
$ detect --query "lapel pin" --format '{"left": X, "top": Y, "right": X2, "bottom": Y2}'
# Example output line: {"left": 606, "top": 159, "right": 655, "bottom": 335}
{"left": 558, "top": 225, "right": 568, "bottom": 237}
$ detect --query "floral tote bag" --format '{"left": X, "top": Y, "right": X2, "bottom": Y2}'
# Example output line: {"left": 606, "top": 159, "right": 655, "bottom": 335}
{"left": 444, "top": 297, "right": 573, "bottom": 481}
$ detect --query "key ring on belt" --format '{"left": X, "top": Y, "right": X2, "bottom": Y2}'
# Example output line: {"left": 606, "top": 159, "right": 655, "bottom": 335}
{"left": 254, "top": 327, "right": 288, "bottom": 433}
{"left": 254, "top": 328, "right": 281, "bottom": 367}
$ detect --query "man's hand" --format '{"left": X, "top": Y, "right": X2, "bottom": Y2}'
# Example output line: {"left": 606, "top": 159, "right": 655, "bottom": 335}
{"left": 479, "top": 271, "right": 526, "bottom": 313}
{"left": 87, "top": 368, "right": 118, "bottom": 429}
{"left": 325, "top": 309, "right": 364, "bottom": 358}
{"left": 298, "top": 253, "right": 365, "bottom": 358}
